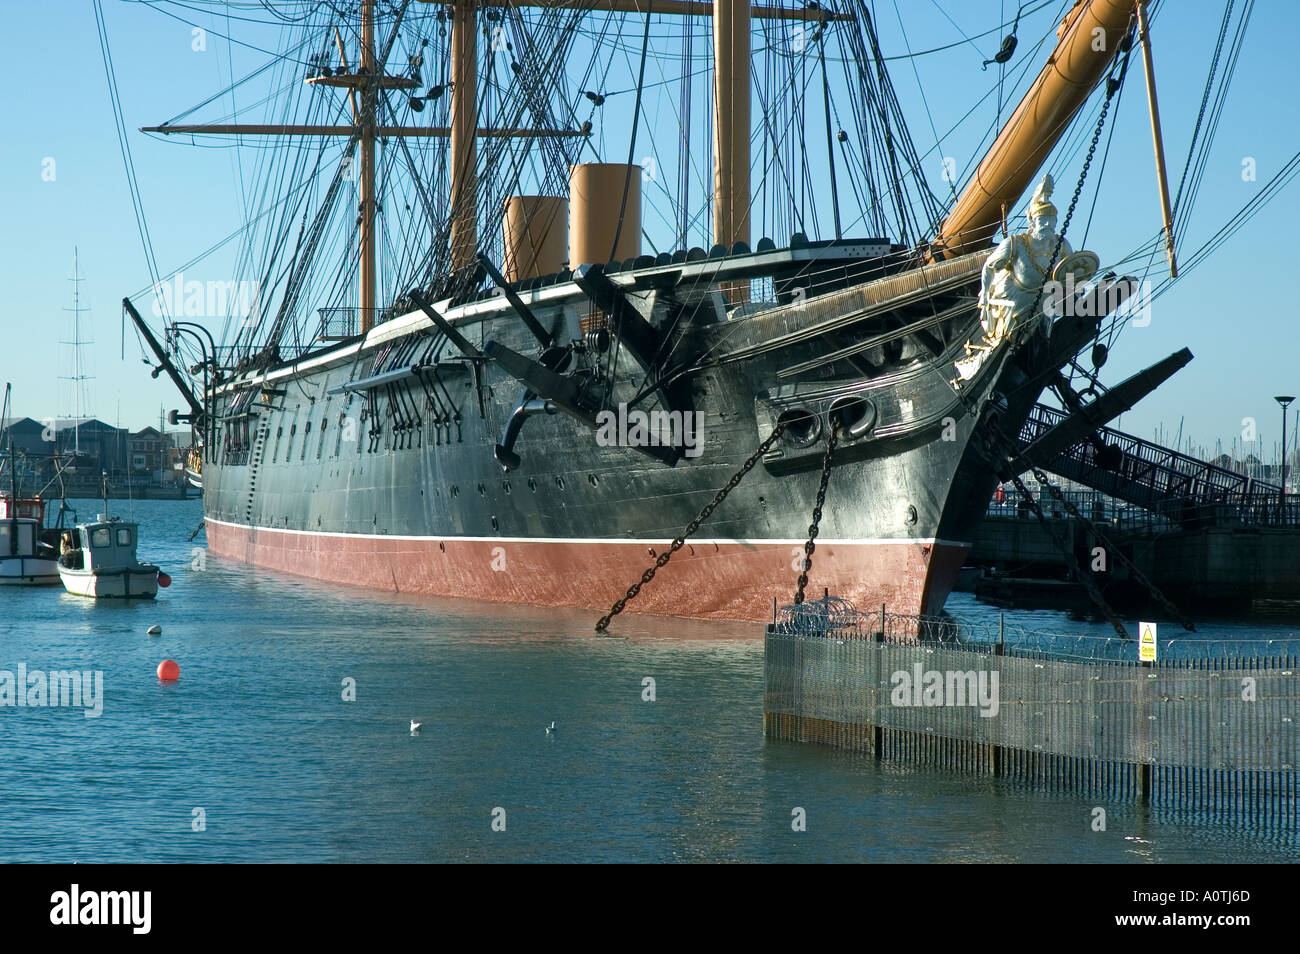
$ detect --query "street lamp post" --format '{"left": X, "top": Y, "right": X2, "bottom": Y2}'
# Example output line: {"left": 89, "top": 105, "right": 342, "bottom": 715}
{"left": 1276, "top": 395, "right": 1294, "bottom": 524}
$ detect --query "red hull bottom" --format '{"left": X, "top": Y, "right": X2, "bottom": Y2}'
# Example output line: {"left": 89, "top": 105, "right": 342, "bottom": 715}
{"left": 205, "top": 519, "right": 969, "bottom": 623}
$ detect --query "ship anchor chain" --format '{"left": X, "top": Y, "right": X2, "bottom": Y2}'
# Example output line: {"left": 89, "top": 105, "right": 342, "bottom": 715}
{"left": 594, "top": 421, "right": 788, "bottom": 633}
{"left": 993, "top": 419, "right": 1198, "bottom": 637}
{"left": 793, "top": 423, "right": 842, "bottom": 605}
{"left": 988, "top": 45, "right": 1195, "bottom": 636}
{"left": 1005, "top": 469, "right": 1131, "bottom": 638}
{"left": 1029, "top": 465, "right": 1196, "bottom": 632}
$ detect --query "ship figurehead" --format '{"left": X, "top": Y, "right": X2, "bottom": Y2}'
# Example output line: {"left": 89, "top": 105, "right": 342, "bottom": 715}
{"left": 955, "top": 174, "right": 1098, "bottom": 383}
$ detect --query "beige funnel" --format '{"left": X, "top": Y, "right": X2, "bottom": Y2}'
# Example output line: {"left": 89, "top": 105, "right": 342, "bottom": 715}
{"left": 569, "top": 163, "right": 641, "bottom": 266}
{"left": 502, "top": 196, "right": 569, "bottom": 282}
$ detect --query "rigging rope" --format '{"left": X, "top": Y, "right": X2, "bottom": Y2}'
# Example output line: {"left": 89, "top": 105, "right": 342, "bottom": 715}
{"left": 611, "top": 0, "right": 652, "bottom": 260}
{"left": 1171, "top": 0, "right": 1234, "bottom": 222}
{"left": 94, "top": 0, "right": 173, "bottom": 362}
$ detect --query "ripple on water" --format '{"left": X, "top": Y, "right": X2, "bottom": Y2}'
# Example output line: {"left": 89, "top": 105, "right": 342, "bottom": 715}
{"left": 0, "top": 499, "right": 1295, "bottom": 862}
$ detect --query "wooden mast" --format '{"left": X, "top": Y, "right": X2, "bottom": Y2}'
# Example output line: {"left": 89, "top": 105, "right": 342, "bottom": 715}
{"left": 143, "top": 0, "right": 579, "bottom": 343}
{"left": 143, "top": 0, "right": 835, "bottom": 344}
{"left": 359, "top": 0, "right": 378, "bottom": 332}
{"left": 713, "top": 0, "right": 751, "bottom": 302}
{"left": 450, "top": 0, "right": 480, "bottom": 274}
{"left": 712, "top": 0, "right": 750, "bottom": 253}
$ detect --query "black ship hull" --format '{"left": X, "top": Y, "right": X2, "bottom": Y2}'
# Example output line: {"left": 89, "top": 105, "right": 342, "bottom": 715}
{"left": 201, "top": 243, "right": 1052, "bottom": 622}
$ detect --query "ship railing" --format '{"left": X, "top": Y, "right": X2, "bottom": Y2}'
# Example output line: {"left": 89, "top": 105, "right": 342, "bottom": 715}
{"left": 316, "top": 307, "right": 358, "bottom": 341}
{"left": 985, "top": 487, "right": 1112, "bottom": 519}
{"left": 1108, "top": 495, "right": 1300, "bottom": 532}
{"left": 1020, "top": 403, "right": 1284, "bottom": 515}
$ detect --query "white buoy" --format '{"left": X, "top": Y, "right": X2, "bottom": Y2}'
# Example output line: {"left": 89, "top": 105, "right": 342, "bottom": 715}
{"left": 147, "top": 625, "right": 162, "bottom": 636}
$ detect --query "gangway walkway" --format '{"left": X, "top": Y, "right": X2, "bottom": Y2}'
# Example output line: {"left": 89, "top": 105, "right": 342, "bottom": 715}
{"left": 1021, "top": 403, "right": 1290, "bottom": 526}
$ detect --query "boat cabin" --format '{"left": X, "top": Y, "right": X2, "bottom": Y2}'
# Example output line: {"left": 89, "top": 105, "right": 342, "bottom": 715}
{"left": 1, "top": 495, "right": 60, "bottom": 584}
{"left": 0, "top": 495, "right": 45, "bottom": 522}
{"left": 61, "top": 518, "right": 142, "bottom": 572}
{"left": 1, "top": 495, "right": 54, "bottom": 559}
{"left": 0, "top": 518, "right": 37, "bottom": 558}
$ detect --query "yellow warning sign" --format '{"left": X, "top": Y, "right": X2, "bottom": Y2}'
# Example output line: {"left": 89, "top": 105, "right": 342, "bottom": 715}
{"left": 1139, "top": 621, "right": 1158, "bottom": 662}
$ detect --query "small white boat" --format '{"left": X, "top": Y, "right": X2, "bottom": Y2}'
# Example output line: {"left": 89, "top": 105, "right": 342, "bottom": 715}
{"left": 58, "top": 516, "right": 162, "bottom": 599}
{"left": 2, "top": 379, "right": 63, "bottom": 585}
{"left": 0, "top": 496, "right": 61, "bottom": 586}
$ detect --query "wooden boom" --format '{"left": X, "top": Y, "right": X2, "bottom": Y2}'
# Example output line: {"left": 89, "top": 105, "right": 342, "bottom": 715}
{"left": 932, "top": 0, "right": 1137, "bottom": 258}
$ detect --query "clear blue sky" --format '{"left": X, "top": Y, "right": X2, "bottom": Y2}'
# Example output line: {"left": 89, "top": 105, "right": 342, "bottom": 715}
{"left": 2, "top": 0, "right": 1296, "bottom": 459}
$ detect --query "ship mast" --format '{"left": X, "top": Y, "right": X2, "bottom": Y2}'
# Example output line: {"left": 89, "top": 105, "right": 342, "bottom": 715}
{"left": 450, "top": 0, "right": 479, "bottom": 273}
{"left": 359, "top": 1, "right": 378, "bottom": 331}
{"left": 712, "top": 0, "right": 750, "bottom": 256}
{"left": 3, "top": 384, "right": 17, "bottom": 557}
{"left": 61, "top": 247, "right": 93, "bottom": 456}
{"left": 145, "top": 0, "right": 843, "bottom": 339}
{"left": 440, "top": 0, "right": 836, "bottom": 273}
{"left": 144, "top": 0, "right": 578, "bottom": 337}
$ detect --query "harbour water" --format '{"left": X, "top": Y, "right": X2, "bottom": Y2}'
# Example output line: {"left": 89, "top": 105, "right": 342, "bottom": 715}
{"left": 1, "top": 499, "right": 1296, "bottom": 863}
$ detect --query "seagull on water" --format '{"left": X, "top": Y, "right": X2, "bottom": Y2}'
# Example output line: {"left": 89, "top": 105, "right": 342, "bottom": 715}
{"left": 545, "top": 721, "right": 556, "bottom": 734}
{"left": 410, "top": 719, "right": 423, "bottom": 733}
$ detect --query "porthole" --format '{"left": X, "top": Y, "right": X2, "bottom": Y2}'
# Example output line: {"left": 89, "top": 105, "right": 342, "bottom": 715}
{"left": 776, "top": 408, "right": 820, "bottom": 448}
{"left": 828, "top": 395, "right": 877, "bottom": 439}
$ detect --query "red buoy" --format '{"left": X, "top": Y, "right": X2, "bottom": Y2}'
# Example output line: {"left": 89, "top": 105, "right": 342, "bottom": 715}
{"left": 158, "top": 571, "right": 172, "bottom": 588}
{"left": 157, "top": 659, "right": 180, "bottom": 681}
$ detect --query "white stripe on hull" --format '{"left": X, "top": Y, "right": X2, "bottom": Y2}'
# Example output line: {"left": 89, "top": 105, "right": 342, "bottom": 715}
{"left": 203, "top": 516, "right": 971, "bottom": 550}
